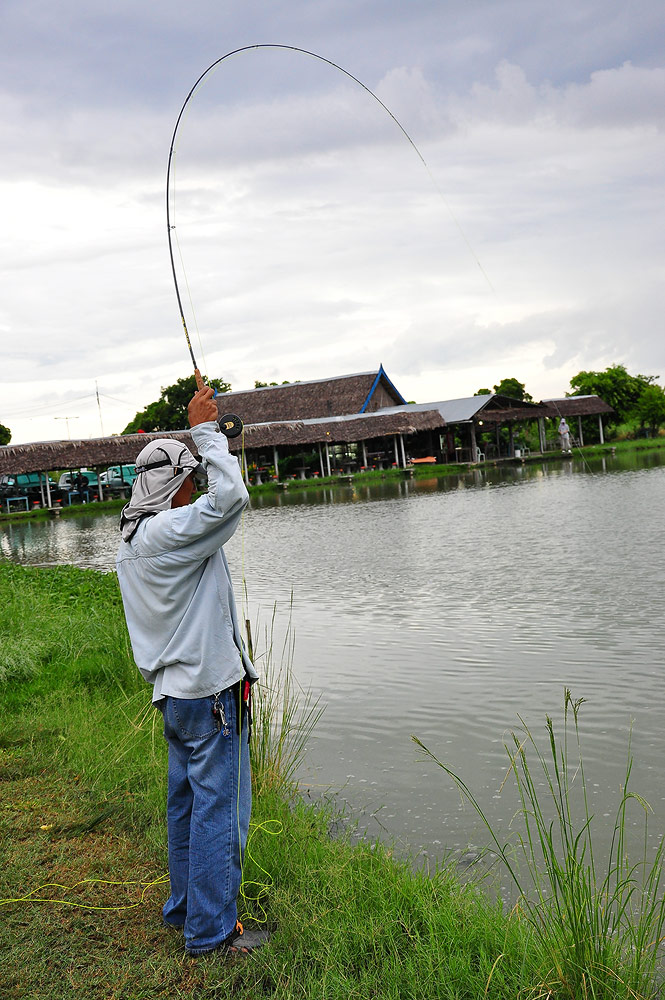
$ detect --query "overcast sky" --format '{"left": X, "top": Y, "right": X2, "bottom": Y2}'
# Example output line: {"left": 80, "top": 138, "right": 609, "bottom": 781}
{"left": 1, "top": 0, "right": 663, "bottom": 443}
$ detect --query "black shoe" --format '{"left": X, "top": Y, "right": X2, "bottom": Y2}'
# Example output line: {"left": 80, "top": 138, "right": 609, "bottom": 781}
{"left": 187, "top": 920, "right": 270, "bottom": 958}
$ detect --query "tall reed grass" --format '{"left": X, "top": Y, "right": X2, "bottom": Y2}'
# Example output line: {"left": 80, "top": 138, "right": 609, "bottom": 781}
{"left": 0, "top": 563, "right": 322, "bottom": 825}
{"left": 246, "top": 599, "right": 324, "bottom": 796}
{"left": 414, "top": 689, "right": 665, "bottom": 998}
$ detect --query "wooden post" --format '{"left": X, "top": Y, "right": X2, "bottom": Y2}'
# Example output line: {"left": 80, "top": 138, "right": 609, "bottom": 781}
{"left": 361, "top": 440, "right": 368, "bottom": 468}
{"left": 38, "top": 472, "right": 46, "bottom": 507}
{"left": 399, "top": 433, "right": 407, "bottom": 468}
{"left": 393, "top": 435, "right": 399, "bottom": 466}
{"left": 538, "top": 417, "right": 546, "bottom": 454}
{"left": 273, "top": 446, "right": 280, "bottom": 482}
{"left": 324, "top": 441, "right": 331, "bottom": 477}
{"left": 577, "top": 415, "right": 584, "bottom": 447}
{"left": 509, "top": 423, "right": 515, "bottom": 457}
{"left": 96, "top": 466, "right": 104, "bottom": 502}
{"left": 495, "top": 422, "right": 501, "bottom": 457}
{"left": 598, "top": 414, "right": 605, "bottom": 444}
{"left": 470, "top": 422, "right": 478, "bottom": 462}
{"left": 245, "top": 619, "right": 254, "bottom": 660}
{"left": 318, "top": 443, "right": 325, "bottom": 478}
{"left": 44, "top": 472, "right": 52, "bottom": 508}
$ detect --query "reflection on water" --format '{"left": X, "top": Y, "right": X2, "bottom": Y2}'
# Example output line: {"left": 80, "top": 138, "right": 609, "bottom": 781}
{"left": 2, "top": 451, "right": 665, "bottom": 864}
{"left": 0, "top": 513, "right": 120, "bottom": 570}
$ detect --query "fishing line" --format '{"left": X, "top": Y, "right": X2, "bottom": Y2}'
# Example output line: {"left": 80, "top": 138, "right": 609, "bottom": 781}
{"left": 234, "top": 423, "right": 269, "bottom": 922}
{"left": 166, "top": 42, "right": 495, "bottom": 378}
{"left": 169, "top": 149, "right": 211, "bottom": 381}
{"left": 238, "top": 820, "right": 283, "bottom": 923}
{"left": 0, "top": 820, "right": 281, "bottom": 915}
{"left": 170, "top": 44, "right": 491, "bottom": 927}
{"left": 0, "top": 874, "right": 170, "bottom": 911}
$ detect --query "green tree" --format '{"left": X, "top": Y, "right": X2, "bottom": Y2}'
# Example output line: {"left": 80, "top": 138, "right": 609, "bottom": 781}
{"left": 475, "top": 388, "right": 491, "bottom": 395}
{"left": 0, "top": 422, "right": 10, "bottom": 445}
{"left": 492, "top": 378, "right": 533, "bottom": 402}
{"left": 254, "top": 380, "right": 295, "bottom": 388}
{"left": 633, "top": 383, "right": 665, "bottom": 435}
{"left": 568, "top": 364, "right": 657, "bottom": 423}
{"left": 122, "top": 374, "right": 231, "bottom": 434}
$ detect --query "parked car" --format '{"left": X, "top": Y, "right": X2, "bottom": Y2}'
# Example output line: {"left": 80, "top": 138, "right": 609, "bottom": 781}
{"left": 0, "top": 472, "right": 56, "bottom": 499}
{"left": 57, "top": 468, "right": 99, "bottom": 491}
{"left": 98, "top": 464, "right": 137, "bottom": 492}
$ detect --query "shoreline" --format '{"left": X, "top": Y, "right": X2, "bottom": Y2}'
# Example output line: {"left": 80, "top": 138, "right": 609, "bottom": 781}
{"left": 2, "top": 437, "right": 664, "bottom": 524}
{"left": 0, "top": 561, "right": 663, "bottom": 998}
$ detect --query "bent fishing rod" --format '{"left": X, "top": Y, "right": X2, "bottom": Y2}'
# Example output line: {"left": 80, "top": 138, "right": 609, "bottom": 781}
{"left": 165, "top": 45, "right": 490, "bottom": 437}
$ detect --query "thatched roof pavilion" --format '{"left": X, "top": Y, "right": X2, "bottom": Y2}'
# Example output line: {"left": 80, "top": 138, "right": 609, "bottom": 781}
{"left": 540, "top": 395, "right": 614, "bottom": 418}
{"left": 215, "top": 365, "right": 406, "bottom": 424}
{"left": 0, "top": 410, "right": 444, "bottom": 476}
{"left": 0, "top": 431, "right": 195, "bottom": 477}
{"left": 0, "top": 365, "right": 614, "bottom": 479}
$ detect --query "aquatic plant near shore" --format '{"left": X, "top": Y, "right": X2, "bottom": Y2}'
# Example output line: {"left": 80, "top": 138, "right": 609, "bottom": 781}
{"left": 413, "top": 689, "right": 665, "bottom": 998}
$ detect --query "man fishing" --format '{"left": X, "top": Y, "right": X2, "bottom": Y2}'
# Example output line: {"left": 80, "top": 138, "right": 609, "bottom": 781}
{"left": 116, "top": 378, "right": 268, "bottom": 957}
{"left": 558, "top": 417, "right": 572, "bottom": 454}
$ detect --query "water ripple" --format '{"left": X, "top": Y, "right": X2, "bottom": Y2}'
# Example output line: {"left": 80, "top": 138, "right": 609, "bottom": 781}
{"left": 2, "top": 456, "right": 664, "bottom": 861}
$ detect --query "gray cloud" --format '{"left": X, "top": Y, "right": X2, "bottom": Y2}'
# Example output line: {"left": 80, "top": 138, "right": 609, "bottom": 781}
{"left": 1, "top": 0, "right": 664, "bottom": 442}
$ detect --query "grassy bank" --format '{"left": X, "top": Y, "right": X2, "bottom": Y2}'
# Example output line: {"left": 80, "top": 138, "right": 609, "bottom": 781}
{"left": 0, "top": 495, "right": 126, "bottom": 523}
{"left": 0, "top": 563, "right": 663, "bottom": 998}
{"left": 535, "top": 437, "right": 665, "bottom": 461}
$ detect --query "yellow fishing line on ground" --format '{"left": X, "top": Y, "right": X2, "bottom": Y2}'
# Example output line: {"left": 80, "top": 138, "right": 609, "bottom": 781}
{"left": 0, "top": 820, "right": 281, "bottom": 915}
{"left": 238, "top": 819, "right": 283, "bottom": 924}
{"left": 0, "top": 874, "right": 170, "bottom": 911}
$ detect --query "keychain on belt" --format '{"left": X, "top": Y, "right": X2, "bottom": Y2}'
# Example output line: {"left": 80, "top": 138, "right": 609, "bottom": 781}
{"left": 212, "top": 692, "right": 230, "bottom": 736}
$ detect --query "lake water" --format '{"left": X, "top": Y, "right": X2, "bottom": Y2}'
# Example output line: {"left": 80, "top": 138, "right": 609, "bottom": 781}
{"left": 3, "top": 450, "right": 665, "bottom": 874}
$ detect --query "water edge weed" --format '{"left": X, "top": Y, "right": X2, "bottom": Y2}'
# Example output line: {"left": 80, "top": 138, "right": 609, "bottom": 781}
{"left": 413, "top": 689, "right": 665, "bottom": 998}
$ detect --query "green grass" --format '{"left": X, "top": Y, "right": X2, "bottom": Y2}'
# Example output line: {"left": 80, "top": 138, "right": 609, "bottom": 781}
{"left": 556, "top": 438, "right": 665, "bottom": 458}
{"left": 1, "top": 563, "right": 663, "bottom": 998}
{"left": 245, "top": 463, "right": 468, "bottom": 495}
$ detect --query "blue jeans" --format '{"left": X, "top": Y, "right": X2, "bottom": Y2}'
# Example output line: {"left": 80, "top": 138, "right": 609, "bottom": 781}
{"left": 160, "top": 687, "right": 251, "bottom": 954}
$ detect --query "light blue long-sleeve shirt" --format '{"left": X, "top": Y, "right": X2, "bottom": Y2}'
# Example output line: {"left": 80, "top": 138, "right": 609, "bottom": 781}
{"left": 116, "top": 421, "right": 257, "bottom": 702}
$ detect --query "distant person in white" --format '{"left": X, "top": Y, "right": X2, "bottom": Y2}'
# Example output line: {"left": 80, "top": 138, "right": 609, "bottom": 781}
{"left": 559, "top": 417, "right": 572, "bottom": 454}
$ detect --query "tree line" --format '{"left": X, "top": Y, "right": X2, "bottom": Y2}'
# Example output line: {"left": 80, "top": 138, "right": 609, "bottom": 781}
{"left": 475, "top": 366, "right": 665, "bottom": 434}
{"left": 2, "top": 366, "right": 661, "bottom": 445}
{"left": 119, "top": 365, "right": 665, "bottom": 435}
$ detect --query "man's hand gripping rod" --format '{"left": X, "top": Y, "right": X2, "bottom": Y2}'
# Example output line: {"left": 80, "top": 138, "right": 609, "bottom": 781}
{"left": 194, "top": 369, "right": 243, "bottom": 439}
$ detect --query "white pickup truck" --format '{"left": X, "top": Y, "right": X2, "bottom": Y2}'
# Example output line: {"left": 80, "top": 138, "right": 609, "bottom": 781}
{"left": 99, "top": 465, "right": 137, "bottom": 491}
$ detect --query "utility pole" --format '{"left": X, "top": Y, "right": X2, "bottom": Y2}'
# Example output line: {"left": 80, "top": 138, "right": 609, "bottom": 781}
{"left": 95, "top": 381, "right": 105, "bottom": 437}
{"left": 54, "top": 416, "right": 79, "bottom": 440}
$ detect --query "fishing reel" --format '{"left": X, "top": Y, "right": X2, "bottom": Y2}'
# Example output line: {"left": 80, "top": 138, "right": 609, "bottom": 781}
{"left": 218, "top": 413, "right": 243, "bottom": 439}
